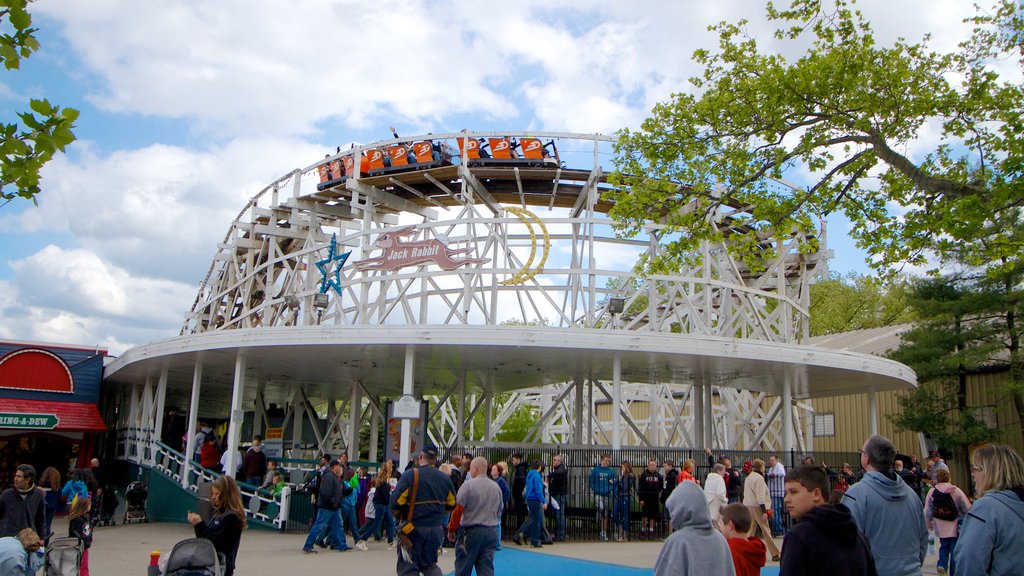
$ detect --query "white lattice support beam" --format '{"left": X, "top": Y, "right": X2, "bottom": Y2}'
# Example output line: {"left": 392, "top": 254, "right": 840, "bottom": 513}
{"left": 224, "top": 353, "right": 247, "bottom": 478}
{"left": 524, "top": 383, "right": 576, "bottom": 444}
{"left": 748, "top": 398, "right": 783, "bottom": 450}
{"left": 153, "top": 368, "right": 168, "bottom": 449}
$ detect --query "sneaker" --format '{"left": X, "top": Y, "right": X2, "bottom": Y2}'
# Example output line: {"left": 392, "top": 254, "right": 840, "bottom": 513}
{"left": 615, "top": 532, "right": 623, "bottom": 542}
{"left": 512, "top": 533, "right": 524, "bottom": 546}
{"left": 387, "top": 541, "right": 397, "bottom": 551}
{"left": 355, "top": 540, "right": 368, "bottom": 551}
{"left": 600, "top": 531, "right": 608, "bottom": 541}
{"left": 302, "top": 548, "right": 318, "bottom": 554}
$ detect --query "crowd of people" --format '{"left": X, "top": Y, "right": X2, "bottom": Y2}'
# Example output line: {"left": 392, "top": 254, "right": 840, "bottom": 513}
{"left": 1, "top": 437, "right": 1022, "bottom": 575}
{"left": 0, "top": 458, "right": 108, "bottom": 575}
{"left": 287, "top": 437, "right": 1023, "bottom": 576}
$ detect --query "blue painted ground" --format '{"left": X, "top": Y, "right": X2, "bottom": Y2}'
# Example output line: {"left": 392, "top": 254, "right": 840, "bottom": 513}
{"left": 444, "top": 548, "right": 782, "bottom": 576}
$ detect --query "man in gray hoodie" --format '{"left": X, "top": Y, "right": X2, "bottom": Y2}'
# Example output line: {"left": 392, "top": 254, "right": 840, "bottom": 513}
{"left": 654, "top": 480, "right": 735, "bottom": 576}
{"left": 841, "top": 435, "right": 928, "bottom": 576}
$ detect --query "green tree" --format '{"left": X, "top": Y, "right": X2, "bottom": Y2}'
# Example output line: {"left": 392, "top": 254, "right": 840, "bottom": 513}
{"left": 889, "top": 269, "right": 1023, "bottom": 448}
{"left": 609, "top": 0, "right": 1023, "bottom": 278}
{"left": 809, "top": 272, "right": 915, "bottom": 336}
{"left": 1, "top": 0, "right": 78, "bottom": 206}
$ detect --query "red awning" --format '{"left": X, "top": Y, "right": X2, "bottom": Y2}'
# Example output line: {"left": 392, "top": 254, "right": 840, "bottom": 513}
{"left": 1, "top": 399, "right": 106, "bottom": 432}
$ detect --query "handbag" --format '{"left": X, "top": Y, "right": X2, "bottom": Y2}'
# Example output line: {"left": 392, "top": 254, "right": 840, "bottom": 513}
{"left": 396, "top": 468, "right": 420, "bottom": 563}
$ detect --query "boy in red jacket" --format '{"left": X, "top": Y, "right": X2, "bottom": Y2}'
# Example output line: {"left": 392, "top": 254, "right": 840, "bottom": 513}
{"left": 719, "top": 503, "right": 767, "bottom": 576}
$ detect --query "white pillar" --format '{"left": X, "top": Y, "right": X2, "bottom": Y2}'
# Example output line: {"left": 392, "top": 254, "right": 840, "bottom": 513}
{"left": 484, "top": 390, "right": 494, "bottom": 443}
{"left": 292, "top": 392, "right": 305, "bottom": 456}
{"left": 369, "top": 397, "right": 380, "bottom": 463}
{"left": 348, "top": 384, "right": 361, "bottom": 460}
{"left": 183, "top": 362, "right": 203, "bottom": 488}
{"left": 612, "top": 354, "right": 622, "bottom": 450}
{"left": 867, "top": 389, "right": 878, "bottom": 437}
{"left": 154, "top": 368, "right": 168, "bottom": 447}
{"left": 693, "top": 382, "right": 705, "bottom": 449}
{"left": 574, "top": 379, "right": 584, "bottom": 445}
{"left": 400, "top": 345, "right": 414, "bottom": 469}
{"left": 141, "top": 377, "right": 154, "bottom": 464}
{"left": 225, "top": 353, "right": 247, "bottom": 478}
{"left": 127, "top": 383, "right": 141, "bottom": 462}
{"left": 782, "top": 373, "right": 794, "bottom": 451}
{"left": 254, "top": 382, "right": 265, "bottom": 440}
{"left": 704, "top": 383, "right": 714, "bottom": 448}
{"left": 456, "top": 378, "right": 466, "bottom": 446}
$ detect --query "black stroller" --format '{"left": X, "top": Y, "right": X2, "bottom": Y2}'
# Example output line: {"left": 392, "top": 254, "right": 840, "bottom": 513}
{"left": 94, "top": 486, "right": 119, "bottom": 526}
{"left": 163, "top": 537, "right": 222, "bottom": 576}
{"left": 123, "top": 480, "right": 148, "bottom": 524}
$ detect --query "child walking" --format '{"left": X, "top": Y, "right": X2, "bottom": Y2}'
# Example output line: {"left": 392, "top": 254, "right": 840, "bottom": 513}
{"left": 68, "top": 496, "right": 93, "bottom": 576}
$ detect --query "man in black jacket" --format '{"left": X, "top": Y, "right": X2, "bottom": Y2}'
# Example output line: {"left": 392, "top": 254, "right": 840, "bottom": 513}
{"left": 547, "top": 454, "right": 568, "bottom": 542}
{"left": 302, "top": 459, "right": 347, "bottom": 553}
{"left": 0, "top": 465, "right": 45, "bottom": 539}
{"left": 510, "top": 454, "right": 528, "bottom": 528}
{"left": 638, "top": 459, "right": 664, "bottom": 540}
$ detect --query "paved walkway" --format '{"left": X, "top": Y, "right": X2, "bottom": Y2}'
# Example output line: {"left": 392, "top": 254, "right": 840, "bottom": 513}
{"left": 58, "top": 517, "right": 939, "bottom": 575}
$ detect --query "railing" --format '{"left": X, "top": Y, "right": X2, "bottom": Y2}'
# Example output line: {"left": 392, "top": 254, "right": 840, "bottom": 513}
{"left": 116, "top": 431, "right": 292, "bottom": 531}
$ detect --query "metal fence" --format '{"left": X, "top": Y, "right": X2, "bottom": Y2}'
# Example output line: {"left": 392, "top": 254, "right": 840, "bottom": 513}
{"left": 435, "top": 445, "right": 862, "bottom": 542}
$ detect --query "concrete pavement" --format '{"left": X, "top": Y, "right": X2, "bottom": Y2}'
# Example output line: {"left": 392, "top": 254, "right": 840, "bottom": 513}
{"left": 53, "top": 516, "right": 941, "bottom": 575}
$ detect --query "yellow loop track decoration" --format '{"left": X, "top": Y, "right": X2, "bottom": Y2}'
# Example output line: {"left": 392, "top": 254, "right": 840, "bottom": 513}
{"left": 502, "top": 207, "right": 550, "bottom": 285}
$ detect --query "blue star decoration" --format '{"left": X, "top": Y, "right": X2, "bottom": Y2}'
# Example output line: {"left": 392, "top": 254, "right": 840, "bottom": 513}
{"left": 316, "top": 234, "right": 351, "bottom": 295}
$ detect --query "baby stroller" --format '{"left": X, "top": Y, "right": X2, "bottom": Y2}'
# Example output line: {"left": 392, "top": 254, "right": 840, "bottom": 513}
{"left": 94, "top": 486, "right": 119, "bottom": 526}
{"left": 46, "top": 536, "right": 84, "bottom": 576}
{"left": 123, "top": 480, "right": 148, "bottom": 524}
{"left": 163, "top": 537, "right": 222, "bottom": 576}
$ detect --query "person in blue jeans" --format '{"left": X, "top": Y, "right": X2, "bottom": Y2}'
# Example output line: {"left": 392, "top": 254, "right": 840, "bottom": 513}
{"left": 524, "top": 460, "right": 546, "bottom": 547}
{"left": 356, "top": 460, "right": 397, "bottom": 550}
{"left": 615, "top": 460, "right": 635, "bottom": 541}
{"left": 490, "top": 463, "right": 511, "bottom": 549}
{"left": 767, "top": 455, "right": 787, "bottom": 536}
{"left": 548, "top": 454, "right": 568, "bottom": 542}
{"left": 303, "top": 460, "right": 347, "bottom": 553}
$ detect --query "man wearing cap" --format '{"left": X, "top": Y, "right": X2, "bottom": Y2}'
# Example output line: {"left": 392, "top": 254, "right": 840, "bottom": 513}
{"left": 302, "top": 459, "right": 347, "bottom": 553}
{"left": 391, "top": 447, "right": 456, "bottom": 576}
{"left": 448, "top": 457, "right": 503, "bottom": 576}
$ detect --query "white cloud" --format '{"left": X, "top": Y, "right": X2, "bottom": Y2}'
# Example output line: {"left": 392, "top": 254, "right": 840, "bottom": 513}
{"left": 1, "top": 137, "right": 326, "bottom": 283}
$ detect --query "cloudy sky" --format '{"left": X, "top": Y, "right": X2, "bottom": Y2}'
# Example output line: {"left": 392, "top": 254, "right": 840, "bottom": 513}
{"left": 0, "top": 0, "right": 981, "bottom": 354}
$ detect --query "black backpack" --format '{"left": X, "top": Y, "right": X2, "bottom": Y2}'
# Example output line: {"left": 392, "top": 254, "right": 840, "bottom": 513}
{"left": 932, "top": 489, "right": 958, "bottom": 521}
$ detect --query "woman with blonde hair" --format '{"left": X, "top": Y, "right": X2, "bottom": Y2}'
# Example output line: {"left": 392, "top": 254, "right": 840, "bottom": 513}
{"left": 188, "top": 475, "right": 246, "bottom": 576}
{"left": 67, "top": 495, "right": 93, "bottom": 575}
{"left": 356, "top": 459, "right": 397, "bottom": 550}
{"left": 924, "top": 467, "right": 971, "bottom": 575}
{"left": 951, "top": 445, "right": 1024, "bottom": 576}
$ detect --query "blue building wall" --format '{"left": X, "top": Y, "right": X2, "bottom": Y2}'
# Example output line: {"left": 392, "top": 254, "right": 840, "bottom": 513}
{"left": 0, "top": 342, "right": 105, "bottom": 403}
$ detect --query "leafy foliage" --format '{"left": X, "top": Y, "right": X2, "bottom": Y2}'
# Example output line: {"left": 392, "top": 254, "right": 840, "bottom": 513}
{"left": 1, "top": 0, "right": 78, "bottom": 206}
{"left": 809, "top": 272, "right": 915, "bottom": 336}
{"left": 609, "top": 0, "right": 1023, "bottom": 279}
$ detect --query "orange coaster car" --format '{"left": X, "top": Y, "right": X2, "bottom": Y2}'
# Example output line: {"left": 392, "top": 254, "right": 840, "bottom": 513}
{"left": 487, "top": 137, "right": 518, "bottom": 159}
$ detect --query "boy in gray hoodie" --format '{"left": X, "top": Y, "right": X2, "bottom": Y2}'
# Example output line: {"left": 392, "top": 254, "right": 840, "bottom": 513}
{"left": 654, "top": 481, "right": 735, "bottom": 576}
